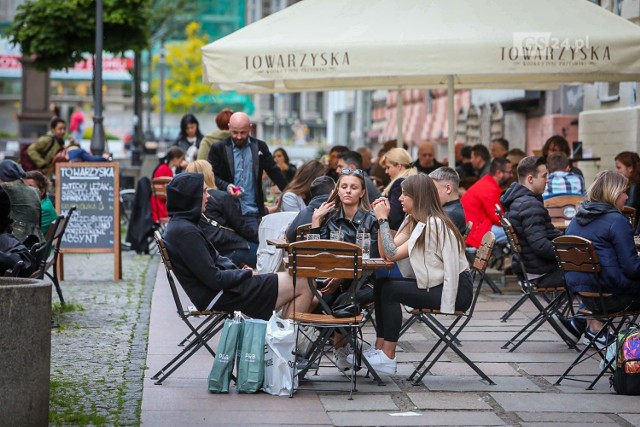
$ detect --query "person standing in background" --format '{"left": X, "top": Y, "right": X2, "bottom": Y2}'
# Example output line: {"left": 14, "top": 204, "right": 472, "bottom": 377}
{"left": 174, "top": 113, "right": 204, "bottom": 164}
{"left": 413, "top": 141, "right": 443, "bottom": 175}
{"left": 198, "top": 109, "right": 233, "bottom": 161}
{"left": 69, "top": 105, "right": 85, "bottom": 142}
{"left": 28, "top": 118, "right": 66, "bottom": 179}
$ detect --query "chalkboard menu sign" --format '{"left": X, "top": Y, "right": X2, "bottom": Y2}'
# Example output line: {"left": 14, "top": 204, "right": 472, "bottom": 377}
{"left": 56, "top": 162, "right": 121, "bottom": 280}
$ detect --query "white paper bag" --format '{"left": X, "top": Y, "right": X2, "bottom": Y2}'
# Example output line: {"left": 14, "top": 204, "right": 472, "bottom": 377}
{"left": 263, "top": 312, "right": 298, "bottom": 396}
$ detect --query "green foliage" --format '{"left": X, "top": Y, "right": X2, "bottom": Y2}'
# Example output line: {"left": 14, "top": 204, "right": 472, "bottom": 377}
{"left": 152, "top": 22, "right": 218, "bottom": 113}
{"left": 6, "top": 0, "right": 150, "bottom": 71}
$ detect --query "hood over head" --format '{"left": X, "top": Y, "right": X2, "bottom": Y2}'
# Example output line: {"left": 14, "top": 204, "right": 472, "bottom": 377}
{"left": 166, "top": 172, "right": 204, "bottom": 221}
{"left": 0, "top": 160, "right": 26, "bottom": 182}
{"left": 574, "top": 200, "right": 619, "bottom": 226}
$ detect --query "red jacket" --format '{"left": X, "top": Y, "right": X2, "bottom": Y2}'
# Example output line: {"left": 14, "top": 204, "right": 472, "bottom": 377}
{"left": 460, "top": 174, "right": 502, "bottom": 248}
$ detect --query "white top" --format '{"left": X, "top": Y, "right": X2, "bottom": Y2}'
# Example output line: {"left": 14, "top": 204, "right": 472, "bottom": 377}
{"left": 281, "top": 192, "right": 306, "bottom": 212}
{"left": 404, "top": 218, "right": 469, "bottom": 314}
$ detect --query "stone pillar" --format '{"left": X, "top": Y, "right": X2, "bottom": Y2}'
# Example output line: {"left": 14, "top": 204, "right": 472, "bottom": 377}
{"left": 17, "top": 57, "right": 52, "bottom": 139}
{"left": 0, "top": 277, "right": 52, "bottom": 427}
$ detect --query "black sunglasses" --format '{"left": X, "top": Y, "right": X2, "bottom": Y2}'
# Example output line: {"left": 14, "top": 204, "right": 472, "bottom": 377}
{"left": 340, "top": 168, "right": 364, "bottom": 176}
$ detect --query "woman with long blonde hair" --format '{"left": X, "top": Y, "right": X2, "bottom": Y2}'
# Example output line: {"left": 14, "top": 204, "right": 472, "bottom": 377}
{"left": 186, "top": 160, "right": 258, "bottom": 268}
{"left": 379, "top": 147, "right": 417, "bottom": 230}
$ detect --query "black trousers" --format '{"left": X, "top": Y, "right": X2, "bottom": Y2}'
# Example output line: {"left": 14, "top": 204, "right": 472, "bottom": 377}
{"left": 373, "top": 271, "right": 473, "bottom": 342}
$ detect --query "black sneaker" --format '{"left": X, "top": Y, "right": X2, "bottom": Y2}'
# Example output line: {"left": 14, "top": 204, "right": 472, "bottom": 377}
{"left": 571, "top": 318, "right": 587, "bottom": 335}
{"left": 583, "top": 327, "right": 616, "bottom": 350}
{"left": 551, "top": 314, "right": 581, "bottom": 344}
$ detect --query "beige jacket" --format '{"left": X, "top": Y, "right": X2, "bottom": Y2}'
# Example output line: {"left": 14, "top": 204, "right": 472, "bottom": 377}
{"left": 401, "top": 218, "right": 469, "bottom": 314}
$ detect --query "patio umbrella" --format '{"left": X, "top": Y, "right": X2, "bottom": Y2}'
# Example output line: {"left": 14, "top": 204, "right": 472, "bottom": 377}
{"left": 202, "top": 0, "right": 640, "bottom": 166}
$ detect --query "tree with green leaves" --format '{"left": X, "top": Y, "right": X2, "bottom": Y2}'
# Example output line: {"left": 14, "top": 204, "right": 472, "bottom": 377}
{"left": 7, "top": 0, "right": 150, "bottom": 71}
{"left": 153, "top": 22, "right": 217, "bottom": 113}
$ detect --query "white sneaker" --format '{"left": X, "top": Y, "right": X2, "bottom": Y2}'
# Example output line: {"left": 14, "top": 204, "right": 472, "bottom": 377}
{"left": 363, "top": 350, "right": 397, "bottom": 375}
{"left": 346, "top": 347, "right": 380, "bottom": 365}
{"left": 333, "top": 346, "right": 352, "bottom": 371}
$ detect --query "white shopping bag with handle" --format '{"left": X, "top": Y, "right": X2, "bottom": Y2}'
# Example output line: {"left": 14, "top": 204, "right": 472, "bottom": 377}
{"left": 263, "top": 311, "right": 298, "bottom": 396}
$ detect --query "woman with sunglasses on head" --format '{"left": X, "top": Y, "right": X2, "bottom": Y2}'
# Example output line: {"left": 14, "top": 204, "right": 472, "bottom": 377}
{"left": 308, "top": 168, "right": 380, "bottom": 371}
{"left": 379, "top": 148, "right": 417, "bottom": 231}
{"left": 365, "top": 174, "right": 473, "bottom": 375}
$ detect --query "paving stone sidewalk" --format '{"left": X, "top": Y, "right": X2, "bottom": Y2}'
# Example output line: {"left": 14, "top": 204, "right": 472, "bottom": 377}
{"left": 49, "top": 251, "right": 158, "bottom": 426}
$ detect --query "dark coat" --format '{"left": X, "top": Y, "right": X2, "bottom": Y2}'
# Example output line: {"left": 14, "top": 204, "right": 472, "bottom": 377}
{"left": 125, "top": 177, "right": 155, "bottom": 254}
{"left": 565, "top": 201, "right": 640, "bottom": 295}
{"left": 308, "top": 207, "right": 380, "bottom": 258}
{"left": 285, "top": 194, "right": 328, "bottom": 243}
{"left": 163, "top": 173, "right": 252, "bottom": 311}
{"left": 199, "top": 189, "right": 258, "bottom": 253}
{"left": 500, "top": 182, "right": 562, "bottom": 275}
{"left": 208, "top": 136, "right": 287, "bottom": 215}
{"left": 387, "top": 178, "right": 405, "bottom": 231}
{"left": 0, "top": 231, "right": 36, "bottom": 276}
{"left": 443, "top": 198, "right": 467, "bottom": 235}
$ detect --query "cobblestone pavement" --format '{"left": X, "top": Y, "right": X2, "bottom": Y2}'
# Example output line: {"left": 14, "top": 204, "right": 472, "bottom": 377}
{"left": 49, "top": 251, "right": 158, "bottom": 426}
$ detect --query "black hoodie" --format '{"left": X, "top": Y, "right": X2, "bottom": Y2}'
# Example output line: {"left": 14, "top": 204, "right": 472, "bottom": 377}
{"left": 163, "top": 173, "right": 251, "bottom": 310}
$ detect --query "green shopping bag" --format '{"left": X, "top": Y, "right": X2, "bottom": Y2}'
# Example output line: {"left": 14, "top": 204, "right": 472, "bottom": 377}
{"left": 208, "top": 313, "right": 244, "bottom": 393}
{"left": 236, "top": 318, "right": 268, "bottom": 393}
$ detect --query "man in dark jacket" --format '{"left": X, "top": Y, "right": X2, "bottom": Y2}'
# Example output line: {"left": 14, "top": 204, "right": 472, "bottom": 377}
{"left": 0, "top": 187, "right": 36, "bottom": 276}
{"left": 207, "top": 112, "right": 287, "bottom": 233}
{"left": 429, "top": 166, "right": 467, "bottom": 235}
{"left": 500, "top": 156, "right": 581, "bottom": 341}
{"left": 163, "top": 173, "right": 312, "bottom": 321}
{"left": 285, "top": 176, "right": 335, "bottom": 243}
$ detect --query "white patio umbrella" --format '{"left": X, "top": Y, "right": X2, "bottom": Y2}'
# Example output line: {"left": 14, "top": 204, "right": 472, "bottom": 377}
{"left": 202, "top": 0, "right": 640, "bottom": 166}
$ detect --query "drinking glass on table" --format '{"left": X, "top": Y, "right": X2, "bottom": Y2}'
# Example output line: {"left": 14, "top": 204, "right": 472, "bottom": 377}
{"left": 356, "top": 232, "right": 371, "bottom": 260}
{"left": 330, "top": 230, "right": 343, "bottom": 241}
{"left": 306, "top": 234, "right": 321, "bottom": 240}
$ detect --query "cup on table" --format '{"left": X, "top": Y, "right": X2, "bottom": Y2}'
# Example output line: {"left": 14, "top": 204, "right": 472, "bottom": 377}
{"left": 330, "top": 230, "right": 343, "bottom": 241}
{"left": 306, "top": 234, "right": 321, "bottom": 240}
{"left": 356, "top": 232, "right": 371, "bottom": 260}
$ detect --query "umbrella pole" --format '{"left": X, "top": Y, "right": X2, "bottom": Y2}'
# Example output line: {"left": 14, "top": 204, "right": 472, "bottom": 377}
{"left": 447, "top": 75, "right": 455, "bottom": 168}
{"left": 396, "top": 89, "right": 404, "bottom": 148}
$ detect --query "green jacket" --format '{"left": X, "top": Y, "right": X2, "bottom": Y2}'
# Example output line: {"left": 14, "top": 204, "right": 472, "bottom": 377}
{"left": 197, "top": 130, "right": 230, "bottom": 161}
{"left": 27, "top": 133, "right": 64, "bottom": 177}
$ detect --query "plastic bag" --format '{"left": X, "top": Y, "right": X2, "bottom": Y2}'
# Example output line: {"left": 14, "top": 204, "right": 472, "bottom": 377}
{"left": 208, "top": 312, "right": 244, "bottom": 393}
{"left": 263, "top": 311, "right": 298, "bottom": 396}
{"left": 236, "top": 318, "right": 268, "bottom": 393}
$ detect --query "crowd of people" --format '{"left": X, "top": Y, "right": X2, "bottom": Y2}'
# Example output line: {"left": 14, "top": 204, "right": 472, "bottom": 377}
{"left": 4, "top": 106, "right": 640, "bottom": 377}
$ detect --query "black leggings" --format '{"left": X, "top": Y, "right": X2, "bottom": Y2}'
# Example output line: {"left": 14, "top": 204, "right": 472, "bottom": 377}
{"left": 373, "top": 271, "right": 474, "bottom": 342}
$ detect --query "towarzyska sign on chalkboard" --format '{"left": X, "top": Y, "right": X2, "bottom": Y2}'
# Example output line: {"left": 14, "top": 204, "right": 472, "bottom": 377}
{"left": 55, "top": 162, "right": 121, "bottom": 281}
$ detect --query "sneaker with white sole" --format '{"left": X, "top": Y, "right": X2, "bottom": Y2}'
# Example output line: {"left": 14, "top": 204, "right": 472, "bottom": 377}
{"left": 346, "top": 347, "right": 380, "bottom": 365}
{"left": 333, "top": 346, "right": 352, "bottom": 371}
{"left": 583, "top": 327, "right": 615, "bottom": 350}
{"left": 363, "top": 349, "right": 397, "bottom": 375}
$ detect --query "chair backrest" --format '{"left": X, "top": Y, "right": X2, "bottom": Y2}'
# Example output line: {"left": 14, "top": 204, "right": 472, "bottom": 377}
{"left": 154, "top": 231, "right": 189, "bottom": 317}
{"left": 4, "top": 260, "right": 25, "bottom": 277}
{"left": 295, "top": 223, "right": 312, "bottom": 241}
{"left": 472, "top": 231, "right": 496, "bottom": 273}
{"left": 552, "top": 235, "right": 609, "bottom": 314}
{"left": 30, "top": 215, "right": 64, "bottom": 279}
{"left": 494, "top": 204, "right": 504, "bottom": 222}
{"left": 256, "top": 211, "right": 298, "bottom": 274}
{"left": 152, "top": 177, "right": 172, "bottom": 201}
{"left": 45, "top": 206, "right": 76, "bottom": 273}
{"left": 500, "top": 217, "right": 522, "bottom": 256}
{"left": 287, "top": 240, "right": 362, "bottom": 281}
{"left": 463, "top": 221, "right": 473, "bottom": 240}
{"left": 543, "top": 195, "right": 586, "bottom": 227}
{"left": 621, "top": 206, "right": 637, "bottom": 230}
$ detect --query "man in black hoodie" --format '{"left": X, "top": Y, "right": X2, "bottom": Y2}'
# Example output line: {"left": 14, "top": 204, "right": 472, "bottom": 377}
{"left": 163, "top": 172, "right": 313, "bottom": 320}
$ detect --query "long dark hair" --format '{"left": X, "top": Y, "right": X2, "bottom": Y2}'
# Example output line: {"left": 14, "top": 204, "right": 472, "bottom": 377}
{"left": 276, "top": 160, "right": 325, "bottom": 210}
{"left": 615, "top": 151, "right": 640, "bottom": 185}
{"left": 400, "top": 174, "right": 464, "bottom": 253}
{"left": 178, "top": 114, "right": 203, "bottom": 139}
{"left": 153, "top": 146, "right": 184, "bottom": 176}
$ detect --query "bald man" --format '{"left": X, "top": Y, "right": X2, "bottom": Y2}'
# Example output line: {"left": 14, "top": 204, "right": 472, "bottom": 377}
{"left": 207, "top": 112, "right": 287, "bottom": 232}
{"left": 413, "top": 141, "right": 443, "bottom": 175}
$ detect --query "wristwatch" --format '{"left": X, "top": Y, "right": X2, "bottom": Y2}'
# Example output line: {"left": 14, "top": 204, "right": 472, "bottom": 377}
{"left": 378, "top": 218, "right": 389, "bottom": 225}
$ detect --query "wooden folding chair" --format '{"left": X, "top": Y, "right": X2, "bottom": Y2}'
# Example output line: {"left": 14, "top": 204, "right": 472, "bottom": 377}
{"left": 621, "top": 206, "right": 637, "bottom": 230}
{"left": 406, "top": 231, "right": 497, "bottom": 386}
{"left": 500, "top": 217, "right": 577, "bottom": 352}
{"left": 150, "top": 231, "right": 231, "bottom": 385}
{"left": 543, "top": 194, "right": 586, "bottom": 229}
{"left": 287, "top": 239, "right": 371, "bottom": 399}
{"left": 295, "top": 223, "right": 312, "bottom": 241}
{"left": 553, "top": 235, "right": 640, "bottom": 389}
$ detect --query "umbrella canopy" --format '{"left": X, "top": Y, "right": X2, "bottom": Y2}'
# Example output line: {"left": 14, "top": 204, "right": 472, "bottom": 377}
{"left": 202, "top": 0, "right": 640, "bottom": 163}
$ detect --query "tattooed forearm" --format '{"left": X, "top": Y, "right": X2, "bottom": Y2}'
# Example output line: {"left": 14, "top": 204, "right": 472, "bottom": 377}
{"left": 380, "top": 221, "right": 397, "bottom": 258}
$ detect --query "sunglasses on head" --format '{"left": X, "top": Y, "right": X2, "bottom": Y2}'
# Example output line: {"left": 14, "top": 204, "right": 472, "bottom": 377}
{"left": 340, "top": 168, "right": 364, "bottom": 176}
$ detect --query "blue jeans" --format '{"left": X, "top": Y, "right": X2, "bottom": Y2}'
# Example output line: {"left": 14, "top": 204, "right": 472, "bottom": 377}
{"left": 222, "top": 241, "right": 258, "bottom": 269}
{"left": 243, "top": 213, "right": 261, "bottom": 235}
{"left": 491, "top": 224, "right": 508, "bottom": 243}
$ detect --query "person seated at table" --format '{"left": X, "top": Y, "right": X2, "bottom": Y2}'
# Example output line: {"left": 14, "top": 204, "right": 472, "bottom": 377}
{"left": 24, "top": 171, "right": 58, "bottom": 237}
{"left": 379, "top": 147, "right": 417, "bottom": 231}
{"left": 614, "top": 151, "right": 640, "bottom": 231}
{"left": 565, "top": 171, "right": 640, "bottom": 333}
{"left": 186, "top": 160, "right": 258, "bottom": 269}
{"left": 309, "top": 168, "right": 380, "bottom": 370}
{"left": 542, "top": 152, "right": 585, "bottom": 199}
{"left": 285, "top": 176, "right": 335, "bottom": 243}
{"left": 366, "top": 174, "right": 473, "bottom": 375}
{"left": 0, "top": 187, "right": 36, "bottom": 277}
{"left": 542, "top": 135, "right": 582, "bottom": 177}
{"left": 162, "top": 172, "right": 313, "bottom": 321}
{"left": 274, "top": 159, "right": 325, "bottom": 213}
{"left": 0, "top": 160, "right": 44, "bottom": 245}
{"left": 150, "top": 146, "right": 185, "bottom": 223}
